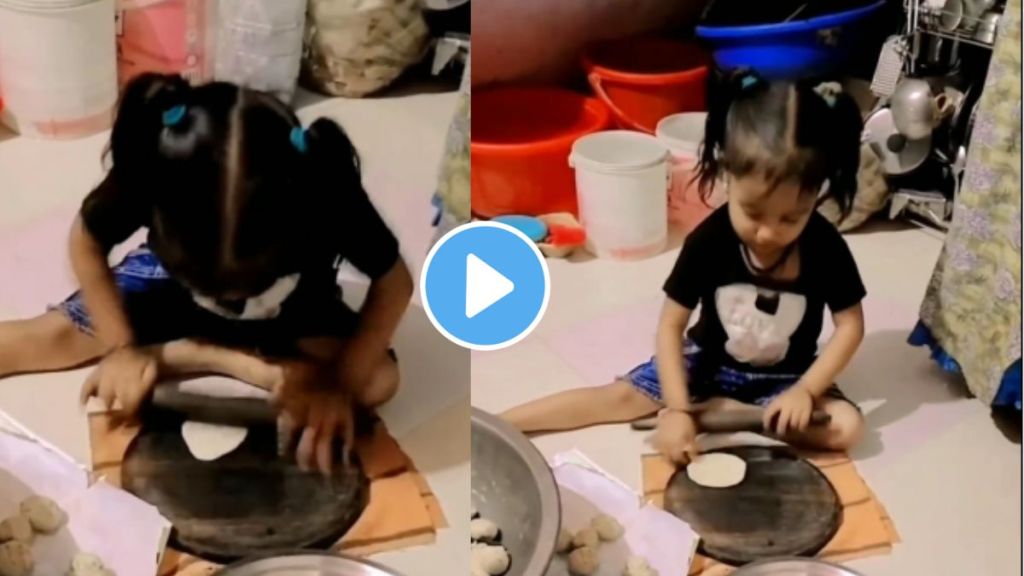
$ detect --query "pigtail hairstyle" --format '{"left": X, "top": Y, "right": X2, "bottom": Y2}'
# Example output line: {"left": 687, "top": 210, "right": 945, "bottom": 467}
{"left": 106, "top": 73, "right": 191, "bottom": 183}
{"left": 304, "top": 118, "right": 364, "bottom": 200}
{"left": 799, "top": 80, "right": 863, "bottom": 217}
{"left": 697, "top": 68, "right": 769, "bottom": 201}
{"left": 695, "top": 67, "right": 864, "bottom": 220}
{"left": 300, "top": 118, "right": 369, "bottom": 241}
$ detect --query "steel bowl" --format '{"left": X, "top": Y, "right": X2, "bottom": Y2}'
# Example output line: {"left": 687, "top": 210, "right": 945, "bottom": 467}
{"left": 219, "top": 552, "right": 406, "bottom": 575}
{"left": 471, "top": 407, "right": 560, "bottom": 576}
{"left": 733, "top": 557, "right": 865, "bottom": 575}
{"left": 973, "top": 11, "right": 1001, "bottom": 44}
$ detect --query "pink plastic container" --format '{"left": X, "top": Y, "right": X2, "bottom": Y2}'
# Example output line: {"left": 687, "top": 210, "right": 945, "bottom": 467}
{"left": 116, "top": 0, "right": 213, "bottom": 85}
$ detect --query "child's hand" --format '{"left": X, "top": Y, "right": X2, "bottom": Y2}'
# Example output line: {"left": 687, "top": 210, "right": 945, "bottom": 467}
{"left": 80, "top": 346, "right": 159, "bottom": 415}
{"left": 654, "top": 409, "right": 699, "bottom": 465}
{"left": 763, "top": 385, "right": 814, "bottom": 435}
{"left": 272, "top": 359, "right": 356, "bottom": 476}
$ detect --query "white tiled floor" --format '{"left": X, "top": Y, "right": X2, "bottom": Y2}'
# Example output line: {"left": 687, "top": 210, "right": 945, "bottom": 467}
{"left": 0, "top": 85, "right": 469, "bottom": 574}
{"left": 472, "top": 223, "right": 1023, "bottom": 575}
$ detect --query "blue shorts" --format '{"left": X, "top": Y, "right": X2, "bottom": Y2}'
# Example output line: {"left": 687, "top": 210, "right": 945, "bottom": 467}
{"left": 53, "top": 246, "right": 360, "bottom": 354}
{"left": 625, "top": 340, "right": 853, "bottom": 407}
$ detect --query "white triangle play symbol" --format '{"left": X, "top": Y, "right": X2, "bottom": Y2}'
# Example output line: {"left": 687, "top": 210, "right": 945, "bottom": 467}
{"left": 465, "top": 253, "right": 515, "bottom": 319}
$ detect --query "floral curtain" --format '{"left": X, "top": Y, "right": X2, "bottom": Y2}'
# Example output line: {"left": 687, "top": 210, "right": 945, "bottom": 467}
{"left": 910, "top": 0, "right": 1022, "bottom": 409}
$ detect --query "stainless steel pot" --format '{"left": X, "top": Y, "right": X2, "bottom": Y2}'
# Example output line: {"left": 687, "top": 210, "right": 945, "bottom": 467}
{"left": 974, "top": 11, "right": 1001, "bottom": 44}
{"left": 471, "top": 407, "right": 560, "bottom": 576}
{"left": 220, "top": 552, "right": 406, "bottom": 575}
{"left": 864, "top": 107, "right": 932, "bottom": 175}
{"left": 890, "top": 78, "right": 950, "bottom": 140}
{"left": 733, "top": 557, "right": 865, "bottom": 575}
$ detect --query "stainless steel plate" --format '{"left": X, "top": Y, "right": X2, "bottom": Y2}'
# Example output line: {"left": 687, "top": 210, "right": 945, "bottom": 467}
{"left": 733, "top": 558, "right": 864, "bottom": 576}
{"left": 220, "top": 552, "right": 406, "bottom": 576}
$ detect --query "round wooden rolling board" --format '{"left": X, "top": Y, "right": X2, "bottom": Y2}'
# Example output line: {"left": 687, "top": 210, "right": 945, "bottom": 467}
{"left": 663, "top": 445, "right": 842, "bottom": 566}
{"left": 121, "top": 417, "right": 369, "bottom": 564}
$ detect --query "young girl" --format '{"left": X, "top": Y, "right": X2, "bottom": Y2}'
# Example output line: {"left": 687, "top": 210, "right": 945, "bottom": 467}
{"left": 503, "top": 70, "right": 867, "bottom": 463}
{"left": 0, "top": 73, "right": 413, "bottom": 475}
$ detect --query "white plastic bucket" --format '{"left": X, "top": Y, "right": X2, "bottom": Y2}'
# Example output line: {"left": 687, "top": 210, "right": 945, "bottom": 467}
{"left": 656, "top": 112, "right": 725, "bottom": 232}
{"left": 214, "top": 0, "right": 307, "bottom": 103}
{"left": 569, "top": 130, "right": 670, "bottom": 261}
{"left": 0, "top": 0, "right": 117, "bottom": 139}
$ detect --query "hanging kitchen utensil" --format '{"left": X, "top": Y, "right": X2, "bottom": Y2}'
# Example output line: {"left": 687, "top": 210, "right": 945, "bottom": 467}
{"left": 871, "top": 35, "right": 907, "bottom": 97}
{"left": 940, "top": 0, "right": 965, "bottom": 30}
{"left": 864, "top": 107, "right": 932, "bottom": 175}
{"left": 890, "top": 78, "right": 952, "bottom": 139}
{"left": 949, "top": 82, "right": 979, "bottom": 154}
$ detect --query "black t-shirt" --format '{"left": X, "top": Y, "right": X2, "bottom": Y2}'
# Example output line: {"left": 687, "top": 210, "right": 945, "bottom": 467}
{"left": 79, "top": 173, "right": 400, "bottom": 304}
{"left": 664, "top": 206, "right": 866, "bottom": 374}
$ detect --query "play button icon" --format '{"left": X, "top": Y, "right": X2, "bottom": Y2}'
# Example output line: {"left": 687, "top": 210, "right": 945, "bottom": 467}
{"left": 421, "top": 221, "right": 550, "bottom": 350}
{"left": 465, "top": 254, "right": 514, "bottom": 319}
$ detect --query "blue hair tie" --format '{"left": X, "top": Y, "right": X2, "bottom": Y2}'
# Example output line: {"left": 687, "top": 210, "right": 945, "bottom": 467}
{"left": 162, "top": 105, "right": 187, "bottom": 126}
{"left": 290, "top": 126, "right": 308, "bottom": 153}
{"left": 740, "top": 75, "right": 759, "bottom": 90}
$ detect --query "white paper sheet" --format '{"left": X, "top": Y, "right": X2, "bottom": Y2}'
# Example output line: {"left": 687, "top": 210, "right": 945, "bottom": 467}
{"left": 547, "top": 449, "right": 698, "bottom": 576}
{"left": 0, "top": 431, "right": 170, "bottom": 576}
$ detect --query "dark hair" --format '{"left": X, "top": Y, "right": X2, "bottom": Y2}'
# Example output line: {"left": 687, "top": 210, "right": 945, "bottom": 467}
{"left": 696, "top": 68, "right": 863, "bottom": 217}
{"left": 102, "top": 73, "right": 363, "bottom": 298}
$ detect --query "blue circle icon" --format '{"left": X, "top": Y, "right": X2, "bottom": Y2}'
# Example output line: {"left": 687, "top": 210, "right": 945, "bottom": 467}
{"left": 421, "top": 221, "right": 551, "bottom": 351}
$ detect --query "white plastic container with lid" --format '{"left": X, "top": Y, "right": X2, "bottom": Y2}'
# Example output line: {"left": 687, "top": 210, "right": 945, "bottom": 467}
{"left": 214, "top": 0, "right": 307, "bottom": 103}
{"left": 569, "top": 130, "right": 670, "bottom": 261}
{"left": 0, "top": 0, "right": 117, "bottom": 139}
{"left": 656, "top": 112, "right": 723, "bottom": 232}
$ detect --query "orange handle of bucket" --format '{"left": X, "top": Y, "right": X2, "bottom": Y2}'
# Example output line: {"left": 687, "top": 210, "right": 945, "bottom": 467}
{"left": 587, "top": 72, "right": 653, "bottom": 134}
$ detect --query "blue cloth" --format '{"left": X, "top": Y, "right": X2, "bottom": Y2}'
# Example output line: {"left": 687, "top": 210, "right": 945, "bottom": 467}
{"left": 909, "top": 322, "right": 1022, "bottom": 411}
{"left": 625, "top": 340, "right": 854, "bottom": 407}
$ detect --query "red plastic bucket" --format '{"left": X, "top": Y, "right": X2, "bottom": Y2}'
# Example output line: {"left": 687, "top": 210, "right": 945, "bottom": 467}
{"left": 471, "top": 87, "right": 612, "bottom": 218}
{"left": 582, "top": 37, "right": 710, "bottom": 134}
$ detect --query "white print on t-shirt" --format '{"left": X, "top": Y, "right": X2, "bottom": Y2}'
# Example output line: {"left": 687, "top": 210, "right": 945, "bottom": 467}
{"left": 715, "top": 283, "right": 807, "bottom": 367}
{"left": 191, "top": 273, "right": 302, "bottom": 321}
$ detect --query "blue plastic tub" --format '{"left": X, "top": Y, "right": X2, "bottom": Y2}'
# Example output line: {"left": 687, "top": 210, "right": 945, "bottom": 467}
{"left": 695, "top": 0, "right": 885, "bottom": 80}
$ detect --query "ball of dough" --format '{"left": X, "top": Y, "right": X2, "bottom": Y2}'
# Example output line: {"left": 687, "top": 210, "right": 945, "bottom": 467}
{"left": 568, "top": 546, "right": 599, "bottom": 576}
{"left": 69, "top": 552, "right": 115, "bottom": 576}
{"left": 20, "top": 495, "right": 68, "bottom": 534}
{"left": 555, "top": 527, "right": 574, "bottom": 553}
{"left": 591, "top": 513, "right": 624, "bottom": 542}
{"left": 572, "top": 527, "right": 599, "bottom": 549}
{"left": 470, "top": 518, "right": 501, "bottom": 542}
{"left": 471, "top": 543, "right": 510, "bottom": 575}
{"left": 0, "top": 516, "right": 32, "bottom": 544}
{"left": 624, "top": 555, "right": 658, "bottom": 576}
{"left": 0, "top": 541, "right": 33, "bottom": 576}
{"left": 686, "top": 453, "right": 747, "bottom": 489}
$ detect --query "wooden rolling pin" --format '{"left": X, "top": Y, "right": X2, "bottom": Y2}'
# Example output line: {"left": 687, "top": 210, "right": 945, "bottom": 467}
{"left": 630, "top": 407, "right": 831, "bottom": 432}
{"left": 150, "top": 385, "right": 278, "bottom": 427}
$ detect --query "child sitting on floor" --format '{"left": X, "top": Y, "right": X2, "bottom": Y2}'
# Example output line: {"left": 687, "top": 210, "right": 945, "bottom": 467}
{"left": 0, "top": 73, "right": 413, "bottom": 475}
{"left": 503, "top": 70, "right": 867, "bottom": 463}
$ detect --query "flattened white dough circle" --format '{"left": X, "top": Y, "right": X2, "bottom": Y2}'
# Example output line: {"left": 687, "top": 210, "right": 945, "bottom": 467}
{"left": 687, "top": 453, "right": 747, "bottom": 488}
{"left": 181, "top": 421, "right": 248, "bottom": 461}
